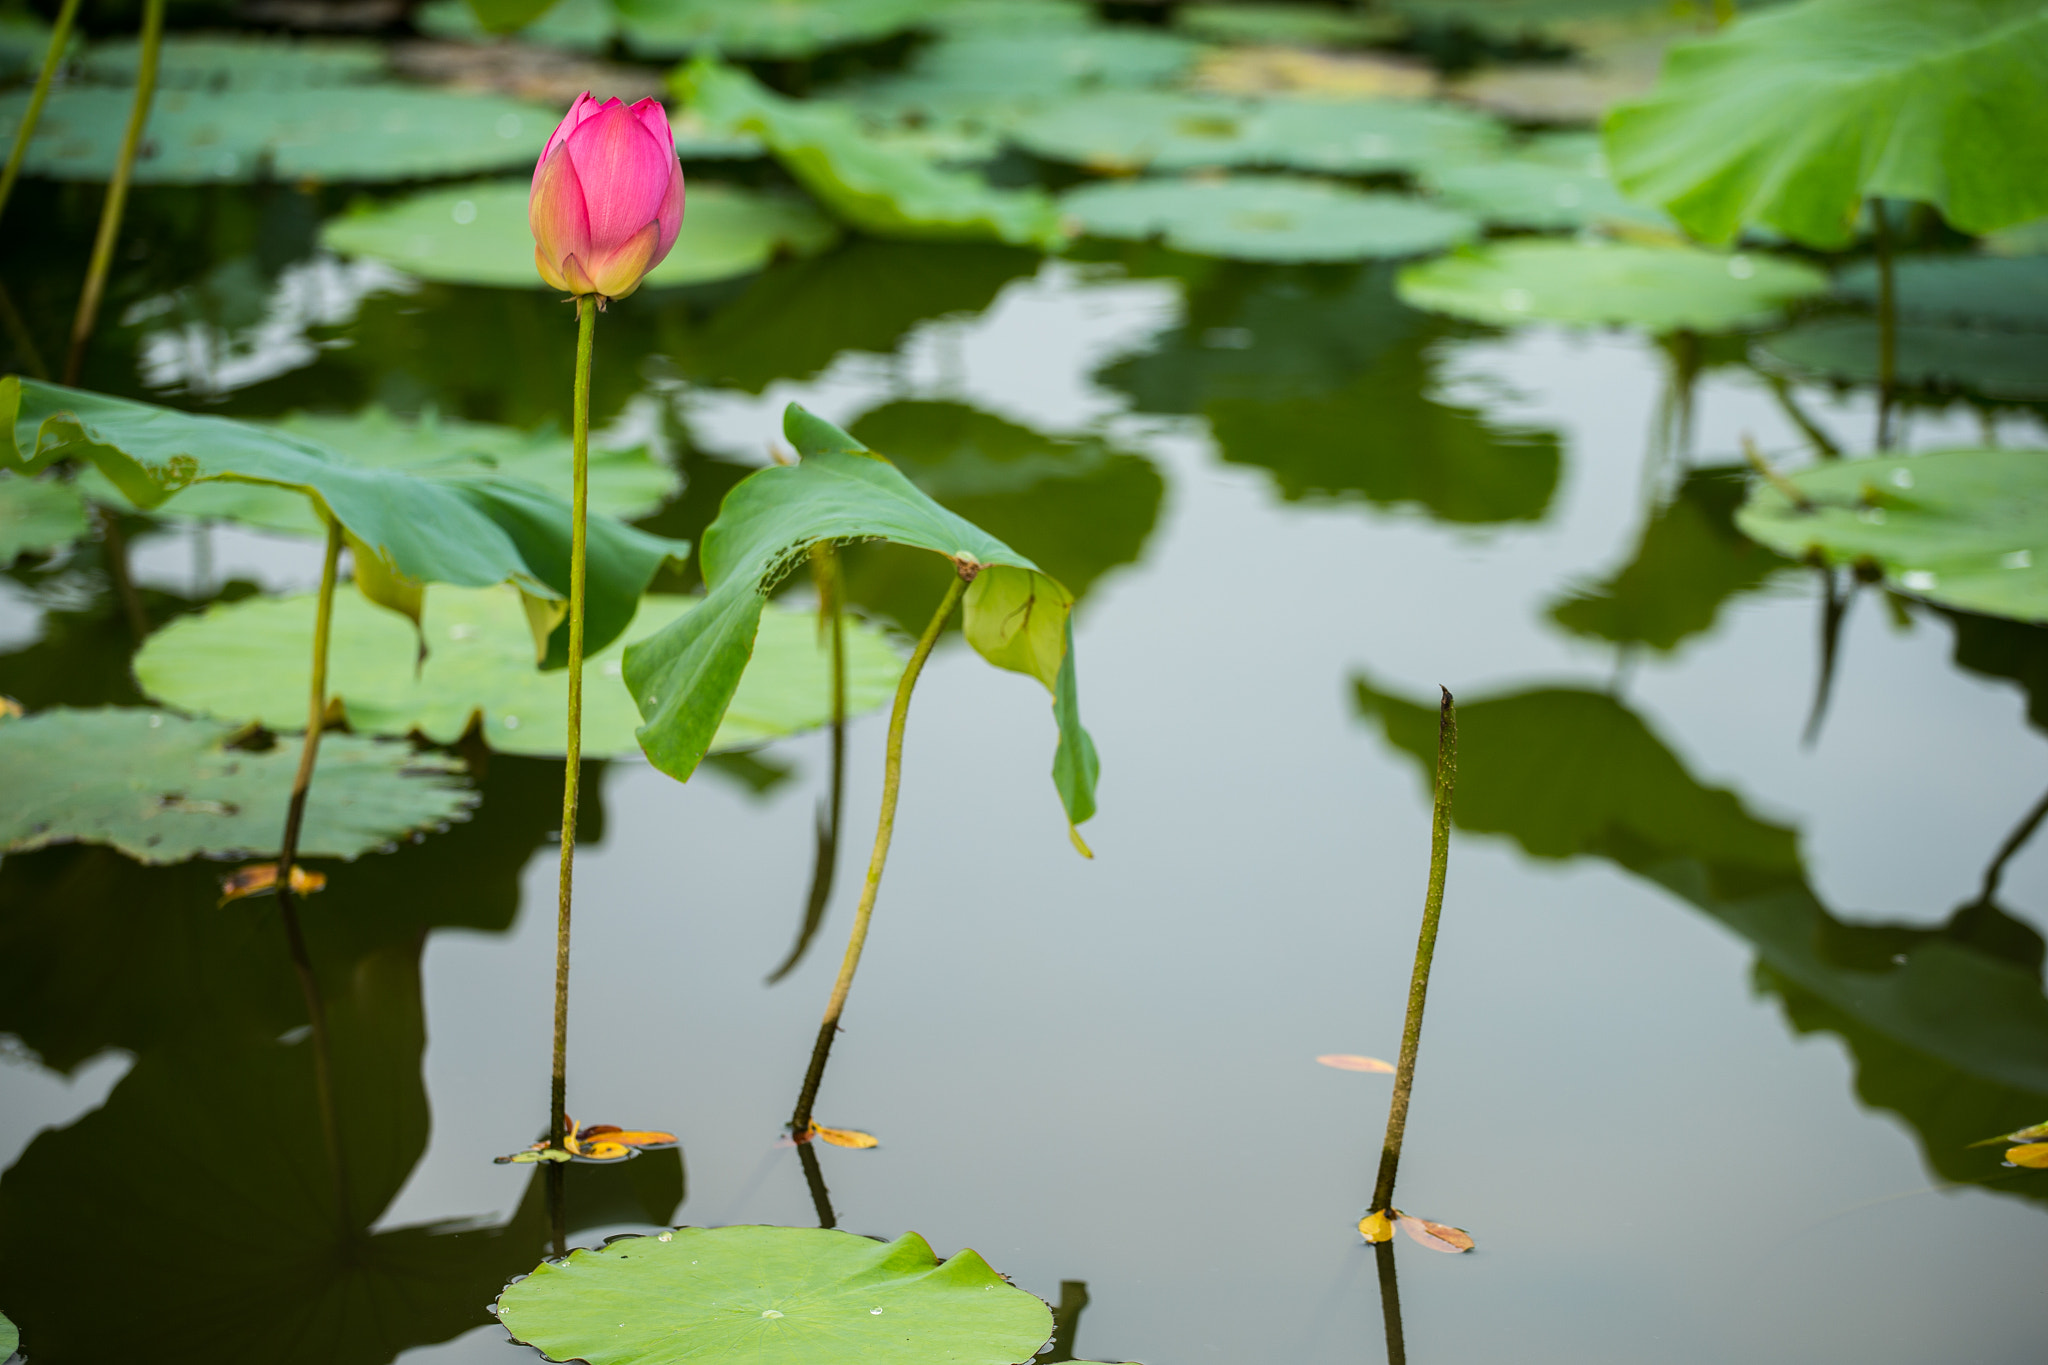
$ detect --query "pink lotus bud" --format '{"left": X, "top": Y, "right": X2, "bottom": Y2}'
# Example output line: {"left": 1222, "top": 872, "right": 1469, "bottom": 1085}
{"left": 530, "top": 92, "right": 685, "bottom": 301}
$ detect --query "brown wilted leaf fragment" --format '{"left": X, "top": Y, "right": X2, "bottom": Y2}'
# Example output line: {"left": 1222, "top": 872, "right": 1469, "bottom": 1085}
{"left": 1357, "top": 1210, "right": 1394, "bottom": 1243}
{"left": 2006, "top": 1142, "right": 2048, "bottom": 1168}
{"left": 1317, "top": 1054, "right": 1395, "bottom": 1073}
{"left": 811, "top": 1123, "right": 879, "bottom": 1149}
{"left": 1396, "top": 1214, "right": 1475, "bottom": 1253}
{"left": 220, "top": 862, "right": 327, "bottom": 904}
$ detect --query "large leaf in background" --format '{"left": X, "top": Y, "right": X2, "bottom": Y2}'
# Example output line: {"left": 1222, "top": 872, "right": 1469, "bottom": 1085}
{"left": 1012, "top": 91, "right": 1503, "bottom": 175}
{"left": 1753, "top": 318, "right": 2048, "bottom": 402}
{"left": 0, "top": 85, "right": 558, "bottom": 184}
{"left": 624, "top": 405, "right": 1100, "bottom": 842}
{"left": 1737, "top": 449, "right": 2048, "bottom": 624}
{"left": 137, "top": 587, "right": 904, "bottom": 758}
{"left": 678, "top": 61, "right": 1065, "bottom": 249}
{"left": 2, "top": 378, "right": 686, "bottom": 667}
{"left": 1420, "top": 149, "right": 1668, "bottom": 233}
{"left": 1176, "top": 1, "right": 1404, "bottom": 46}
{"left": 497, "top": 1226, "right": 1052, "bottom": 1365}
{"left": 618, "top": 0, "right": 934, "bottom": 58}
{"left": 423, "top": 0, "right": 615, "bottom": 49}
{"left": 0, "top": 472, "right": 87, "bottom": 562}
{"left": 1354, "top": 678, "right": 2048, "bottom": 1181}
{"left": 321, "top": 179, "right": 839, "bottom": 291}
{"left": 83, "top": 33, "right": 385, "bottom": 88}
{"left": 1550, "top": 466, "right": 1793, "bottom": 651}
{"left": 463, "top": 0, "right": 566, "bottom": 35}
{"left": 0, "top": 1306, "right": 13, "bottom": 1358}
{"left": 1605, "top": 0, "right": 2048, "bottom": 248}
{"left": 1061, "top": 177, "right": 1477, "bottom": 263}
{"left": 1832, "top": 255, "right": 2048, "bottom": 331}
{"left": 0, "top": 708, "right": 476, "bottom": 864}
{"left": 1397, "top": 240, "right": 1827, "bottom": 333}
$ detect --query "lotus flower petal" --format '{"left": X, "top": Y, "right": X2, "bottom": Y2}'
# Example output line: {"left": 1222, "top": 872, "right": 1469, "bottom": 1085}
{"left": 530, "top": 92, "right": 685, "bottom": 299}
{"left": 530, "top": 145, "right": 593, "bottom": 280}
{"left": 586, "top": 220, "right": 662, "bottom": 300}
{"left": 564, "top": 100, "right": 673, "bottom": 263}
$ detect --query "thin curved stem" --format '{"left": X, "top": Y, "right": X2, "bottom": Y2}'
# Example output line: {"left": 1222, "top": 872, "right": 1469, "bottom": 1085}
{"left": 0, "top": 0, "right": 84, "bottom": 228}
{"left": 1370, "top": 688, "right": 1456, "bottom": 1215}
{"left": 64, "top": 0, "right": 164, "bottom": 387}
{"left": 789, "top": 569, "right": 968, "bottom": 1134}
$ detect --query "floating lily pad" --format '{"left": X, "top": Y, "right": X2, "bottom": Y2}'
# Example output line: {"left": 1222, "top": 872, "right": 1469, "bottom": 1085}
{"left": 0, "top": 85, "right": 559, "bottom": 184}
{"left": 321, "top": 179, "right": 839, "bottom": 291}
{"left": 1736, "top": 449, "right": 2048, "bottom": 624}
{"left": 1753, "top": 318, "right": 2048, "bottom": 402}
{"left": 1832, "top": 255, "right": 2048, "bottom": 332}
{"left": 1396, "top": 240, "right": 1827, "bottom": 332}
{"left": 0, "top": 707, "right": 476, "bottom": 864}
{"left": 0, "top": 1305, "right": 13, "bottom": 1358}
{"left": 1062, "top": 175, "right": 1476, "bottom": 262}
{"left": 495, "top": 1226, "right": 1053, "bottom": 1365}
{"left": 1011, "top": 90, "right": 1503, "bottom": 173}
{"left": 135, "top": 587, "right": 904, "bottom": 759}
{"left": 1421, "top": 151, "right": 1666, "bottom": 231}
{"left": 82, "top": 34, "right": 386, "bottom": 89}
{"left": 0, "top": 473, "right": 88, "bottom": 563}
{"left": 1176, "top": 2, "right": 1406, "bottom": 47}
{"left": 617, "top": 0, "right": 935, "bottom": 59}
{"left": 416, "top": 0, "right": 617, "bottom": 50}
{"left": 835, "top": 27, "right": 1204, "bottom": 131}
{"left": 929, "top": 0, "right": 1093, "bottom": 32}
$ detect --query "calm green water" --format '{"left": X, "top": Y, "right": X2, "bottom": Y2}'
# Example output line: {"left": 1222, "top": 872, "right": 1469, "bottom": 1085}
{"left": 2, "top": 176, "right": 2046, "bottom": 1365}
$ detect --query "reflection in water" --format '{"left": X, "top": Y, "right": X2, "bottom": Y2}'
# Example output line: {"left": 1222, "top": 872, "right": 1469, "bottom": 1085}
{"left": 1372, "top": 1242, "right": 1407, "bottom": 1365}
{"left": 1355, "top": 680, "right": 2048, "bottom": 1207}
{"left": 1040, "top": 1280, "right": 1091, "bottom": 1364}
{"left": 797, "top": 1135, "right": 838, "bottom": 1230}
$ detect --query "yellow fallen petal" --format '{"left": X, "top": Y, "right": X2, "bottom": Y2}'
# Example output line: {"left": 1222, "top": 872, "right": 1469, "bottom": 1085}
{"left": 1358, "top": 1210, "right": 1394, "bottom": 1243}
{"left": 2006, "top": 1142, "right": 2048, "bottom": 1168}
{"left": 811, "top": 1123, "right": 879, "bottom": 1149}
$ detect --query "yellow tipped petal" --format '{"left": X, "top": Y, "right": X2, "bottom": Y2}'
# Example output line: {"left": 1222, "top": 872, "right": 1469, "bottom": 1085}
{"left": 1358, "top": 1210, "right": 1394, "bottom": 1243}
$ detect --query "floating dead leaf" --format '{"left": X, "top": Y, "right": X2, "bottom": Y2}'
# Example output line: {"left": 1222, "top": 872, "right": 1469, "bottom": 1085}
{"left": 494, "top": 1115, "right": 677, "bottom": 1165}
{"left": 1970, "top": 1119, "right": 2048, "bottom": 1147}
{"left": 1357, "top": 1210, "right": 1395, "bottom": 1243}
{"left": 809, "top": 1123, "right": 879, "bottom": 1150}
{"left": 1395, "top": 1213, "right": 1475, "bottom": 1253}
{"left": 1317, "top": 1054, "right": 1395, "bottom": 1073}
{"left": 219, "top": 861, "right": 327, "bottom": 904}
{"left": 1193, "top": 46, "right": 1437, "bottom": 100}
{"left": 2006, "top": 1142, "right": 2048, "bottom": 1169}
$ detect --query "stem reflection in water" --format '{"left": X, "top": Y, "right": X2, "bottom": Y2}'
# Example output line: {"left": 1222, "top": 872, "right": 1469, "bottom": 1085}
{"left": 1372, "top": 1241, "right": 1407, "bottom": 1365}
{"left": 769, "top": 542, "right": 848, "bottom": 985}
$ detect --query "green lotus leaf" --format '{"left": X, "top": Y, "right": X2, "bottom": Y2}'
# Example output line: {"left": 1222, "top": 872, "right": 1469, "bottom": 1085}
{"left": 1, "top": 9, "right": 71, "bottom": 85}
{"left": 1605, "top": 0, "right": 2048, "bottom": 248}
{"left": 0, "top": 1306, "right": 15, "bottom": 1359}
{"left": 1421, "top": 149, "right": 1667, "bottom": 232}
{"left": 623, "top": 403, "right": 1099, "bottom": 840}
{"left": 1062, "top": 175, "right": 1477, "bottom": 262}
{"left": 0, "top": 85, "right": 559, "bottom": 184}
{"left": 81, "top": 34, "right": 386, "bottom": 89}
{"left": 1985, "top": 217, "right": 2048, "bottom": 257}
{"left": 1735, "top": 448, "right": 2048, "bottom": 624}
{"left": 1396, "top": 240, "right": 1827, "bottom": 332}
{"left": 1831, "top": 255, "right": 2048, "bottom": 333}
{"left": 460, "top": 0, "right": 576, "bottom": 36}
{"left": 1011, "top": 90, "right": 1503, "bottom": 174}
{"left": 929, "top": 0, "right": 1094, "bottom": 32}
{"left": 0, "top": 472, "right": 88, "bottom": 563}
{"left": 678, "top": 60, "right": 1066, "bottom": 249}
{"left": 423, "top": 0, "right": 616, "bottom": 48}
{"left": 0, "top": 707, "right": 476, "bottom": 864}
{"left": 618, "top": 0, "right": 936, "bottom": 58}
{"left": 1176, "top": 2, "right": 1406, "bottom": 46}
{"left": 1753, "top": 318, "right": 2048, "bottom": 402}
{"left": 1388, "top": 0, "right": 1679, "bottom": 41}
{"left": 135, "top": 587, "right": 904, "bottom": 759}
{"left": 321, "top": 179, "right": 839, "bottom": 290}
{"left": 495, "top": 1226, "right": 1054, "bottom": 1365}
{"left": 3, "top": 378, "right": 688, "bottom": 668}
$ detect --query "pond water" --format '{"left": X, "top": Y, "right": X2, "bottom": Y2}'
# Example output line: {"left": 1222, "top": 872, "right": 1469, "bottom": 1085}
{"left": 3, "top": 176, "right": 2047, "bottom": 1365}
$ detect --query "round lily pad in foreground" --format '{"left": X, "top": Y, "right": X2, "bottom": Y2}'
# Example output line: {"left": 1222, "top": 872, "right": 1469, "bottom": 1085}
{"left": 1396, "top": 240, "right": 1827, "bottom": 332}
{"left": 496, "top": 1226, "right": 1052, "bottom": 1365}
{"left": 1062, "top": 175, "right": 1476, "bottom": 262}
{"left": 1753, "top": 317, "right": 2048, "bottom": 402}
{"left": 321, "top": 179, "right": 839, "bottom": 289}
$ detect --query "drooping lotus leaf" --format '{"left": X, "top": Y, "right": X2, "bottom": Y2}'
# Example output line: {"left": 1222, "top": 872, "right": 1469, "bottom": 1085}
{"left": 0, "top": 85, "right": 558, "bottom": 184}
{"left": 495, "top": 1226, "right": 1054, "bottom": 1365}
{"left": 1549, "top": 466, "right": 1792, "bottom": 651}
{"left": 2, "top": 378, "right": 687, "bottom": 669}
{"left": 1831, "top": 255, "right": 2048, "bottom": 333}
{"left": 1061, "top": 176, "right": 1477, "bottom": 262}
{"left": 1176, "top": 2, "right": 1406, "bottom": 47}
{"left": 623, "top": 404, "right": 1099, "bottom": 842}
{"left": 0, "top": 472, "right": 88, "bottom": 562}
{"left": 1735, "top": 449, "right": 2048, "bottom": 624}
{"left": 678, "top": 60, "right": 1066, "bottom": 249}
{"left": 1395, "top": 240, "right": 1827, "bottom": 332}
{"left": 1011, "top": 91, "right": 1504, "bottom": 174}
{"left": 1752, "top": 317, "right": 2048, "bottom": 402}
{"left": 617, "top": 0, "right": 936, "bottom": 59}
{"left": 1605, "top": 0, "right": 2048, "bottom": 248}
{"left": 136, "top": 587, "right": 904, "bottom": 759}
{"left": 0, "top": 707, "right": 476, "bottom": 864}
{"left": 320, "top": 179, "right": 839, "bottom": 290}
{"left": 81, "top": 34, "right": 386, "bottom": 89}
{"left": 1420, "top": 151, "right": 1667, "bottom": 232}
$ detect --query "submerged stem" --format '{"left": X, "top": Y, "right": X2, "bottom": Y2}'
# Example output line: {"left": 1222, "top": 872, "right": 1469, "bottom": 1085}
{"left": 1370, "top": 688, "right": 1456, "bottom": 1215}
{"left": 789, "top": 569, "right": 968, "bottom": 1135}
{"left": 64, "top": 0, "right": 163, "bottom": 386}
{"left": 1872, "top": 197, "right": 1897, "bottom": 452}
{"left": 0, "top": 0, "right": 84, "bottom": 228}
{"left": 551, "top": 295, "right": 597, "bottom": 1169}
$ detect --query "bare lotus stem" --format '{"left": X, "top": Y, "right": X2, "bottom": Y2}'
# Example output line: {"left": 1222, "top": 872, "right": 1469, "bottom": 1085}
{"left": 64, "top": 0, "right": 164, "bottom": 386}
{"left": 1370, "top": 687, "right": 1456, "bottom": 1216}
{"left": 0, "top": 0, "right": 83, "bottom": 227}
{"left": 790, "top": 567, "right": 969, "bottom": 1135}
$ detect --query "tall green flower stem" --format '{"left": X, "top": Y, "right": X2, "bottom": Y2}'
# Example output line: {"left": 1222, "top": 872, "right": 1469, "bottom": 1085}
{"left": 0, "top": 0, "right": 84, "bottom": 228}
{"left": 1368, "top": 687, "right": 1457, "bottom": 1217}
{"left": 275, "top": 517, "right": 351, "bottom": 1229}
{"left": 769, "top": 542, "right": 847, "bottom": 984}
{"left": 789, "top": 568, "right": 969, "bottom": 1136}
{"left": 63, "top": 0, "right": 165, "bottom": 387}
{"left": 1871, "top": 197, "right": 1897, "bottom": 451}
